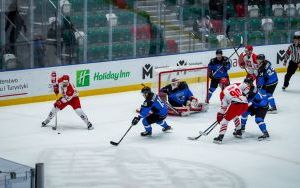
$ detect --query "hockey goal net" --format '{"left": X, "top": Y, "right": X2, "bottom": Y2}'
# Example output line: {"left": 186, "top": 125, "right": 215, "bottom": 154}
{"left": 152, "top": 66, "right": 209, "bottom": 103}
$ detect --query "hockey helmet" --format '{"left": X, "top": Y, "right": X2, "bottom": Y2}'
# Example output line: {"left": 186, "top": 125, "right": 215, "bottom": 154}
{"left": 293, "top": 31, "right": 300, "bottom": 40}
{"left": 219, "top": 78, "right": 229, "bottom": 89}
{"left": 216, "top": 49, "right": 223, "bottom": 55}
{"left": 60, "top": 75, "right": 70, "bottom": 87}
{"left": 141, "top": 86, "right": 152, "bottom": 98}
{"left": 257, "top": 54, "right": 265, "bottom": 65}
{"left": 244, "top": 77, "right": 254, "bottom": 86}
{"left": 245, "top": 45, "right": 253, "bottom": 53}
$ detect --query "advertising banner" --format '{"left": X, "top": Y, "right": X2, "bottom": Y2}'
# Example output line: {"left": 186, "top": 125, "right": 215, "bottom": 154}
{"left": 0, "top": 44, "right": 289, "bottom": 104}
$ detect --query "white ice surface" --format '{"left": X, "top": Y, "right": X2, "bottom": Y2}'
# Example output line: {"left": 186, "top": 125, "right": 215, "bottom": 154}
{"left": 1, "top": 73, "right": 300, "bottom": 188}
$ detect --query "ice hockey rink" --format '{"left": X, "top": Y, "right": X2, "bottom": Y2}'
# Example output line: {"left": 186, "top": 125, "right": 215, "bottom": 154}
{"left": 0, "top": 73, "right": 300, "bottom": 188}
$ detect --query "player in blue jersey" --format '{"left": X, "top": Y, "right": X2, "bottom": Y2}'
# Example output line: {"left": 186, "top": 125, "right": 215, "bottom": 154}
{"left": 234, "top": 77, "right": 270, "bottom": 141}
{"left": 132, "top": 86, "right": 171, "bottom": 136}
{"left": 256, "top": 54, "right": 278, "bottom": 113}
{"left": 207, "top": 49, "right": 231, "bottom": 103}
{"left": 159, "top": 78, "right": 208, "bottom": 116}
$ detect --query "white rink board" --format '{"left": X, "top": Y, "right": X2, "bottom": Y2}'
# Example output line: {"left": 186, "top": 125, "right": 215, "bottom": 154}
{"left": 0, "top": 44, "right": 289, "bottom": 101}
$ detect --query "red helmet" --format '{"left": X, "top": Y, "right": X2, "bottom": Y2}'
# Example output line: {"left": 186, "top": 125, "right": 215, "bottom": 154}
{"left": 245, "top": 45, "right": 253, "bottom": 52}
{"left": 61, "top": 75, "right": 69, "bottom": 82}
{"left": 219, "top": 78, "right": 229, "bottom": 88}
{"left": 59, "top": 75, "right": 70, "bottom": 86}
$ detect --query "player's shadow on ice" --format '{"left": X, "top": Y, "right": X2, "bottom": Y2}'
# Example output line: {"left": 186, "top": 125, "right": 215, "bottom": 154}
{"left": 283, "top": 90, "right": 300, "bottom": 94}
{"left": 50, "top": 124, "right": 89, "bottom": 131}
{"left": 222, "top": 132, "right": 263, "bottom": 144}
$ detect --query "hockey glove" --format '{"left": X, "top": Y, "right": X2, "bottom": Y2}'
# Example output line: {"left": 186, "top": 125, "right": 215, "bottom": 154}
{"left": 53, "top": 84, "right": 59, "bottom": 95}
{"left": 132, "top": 116, "right": 141, "bottom": 125}
{"left": 217, "top": 112, "right": 224, "bottom": 123}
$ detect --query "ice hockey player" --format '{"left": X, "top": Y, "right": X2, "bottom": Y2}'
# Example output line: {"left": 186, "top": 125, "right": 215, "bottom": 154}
{"left": 282, "top": 34, "right": 300, "bottom": 90}
{"left": 207, "top": 49, "right": 231, "bottom": 103}
{"left": 238, "top": 45, "right": 259, "bottom": 79}
{"left": 42, "top": 75, "right": 94, "bottom": 130}
{"left": 256, "top": 54, "right": 278, "bottom": 113}
{"left": 132, "top": 86, "right": 172, "bottom": 136}
{"left": 237, "top": 77, "right": 270, "bottom": 141}
{"left": 159, "top": 78, "right": 208, "bottom": 116}
{"left": 213, "top": 78, "right": 249, "bottom": 144}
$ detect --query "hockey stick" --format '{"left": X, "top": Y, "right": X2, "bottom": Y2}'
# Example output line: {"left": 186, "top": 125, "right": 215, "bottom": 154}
{"left": 225, "top": 26, "right": 252, "bottom": 75}
{"left": 187, "top": 121, "right": 218, "bottom": 140}
{"left": 110, "top": 124, "right": 134, "bottom": 146}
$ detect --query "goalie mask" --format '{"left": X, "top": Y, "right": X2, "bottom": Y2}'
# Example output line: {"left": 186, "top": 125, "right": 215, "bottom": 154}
{"left": 171, "top": 78, "right": 180, "bottom": 89}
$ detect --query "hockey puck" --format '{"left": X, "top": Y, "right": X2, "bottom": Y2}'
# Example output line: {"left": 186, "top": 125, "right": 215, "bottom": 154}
{"left": 57, "top": 132, "right": 61, "bottom": 134}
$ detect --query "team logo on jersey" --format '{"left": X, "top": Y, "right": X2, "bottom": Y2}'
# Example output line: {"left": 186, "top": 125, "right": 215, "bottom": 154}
{"left": 277, "top": 50, "right": 285, "bottom": 64}
{"left": 76, "top": 70, "right": 90, "bottom": 87}
{"left": 142, "top": 64, "right": 153, "bottom": 79}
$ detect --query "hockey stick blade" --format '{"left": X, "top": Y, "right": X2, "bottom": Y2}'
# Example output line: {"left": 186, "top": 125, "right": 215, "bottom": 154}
{"left": 110, "top": 141, "right": 119, "bottom": 146}
{"left": 52, "top": 126, "right": 57, "bottom": 130}
{"left": 187, "top": 136, "right": 199, "bottom": 140}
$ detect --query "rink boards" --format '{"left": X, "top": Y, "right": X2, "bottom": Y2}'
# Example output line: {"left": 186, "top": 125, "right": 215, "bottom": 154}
{"left": 0, "top": 44, "right": 290, "bottom": 106}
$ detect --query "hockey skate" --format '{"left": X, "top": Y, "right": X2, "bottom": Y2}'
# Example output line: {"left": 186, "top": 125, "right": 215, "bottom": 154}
{"left": 41, "top": 120, "right": 49, "bottom": 127}
{"left": 268, "top": 107, "right": 277, "bottom": 114}
{"left": 258, "top": 132, "right": 269, "bottom": 141}
{"left": 233, "top": 129, "right": 243, "bottom": 138}
{"left": 87, "top": 122, "right": 94, "bottom": 130}
{"left": 141, "top": 131, "right": 152, "bottom": 136}
{"left": 162, "top": 125, "right": 172, "bottom": 132}
{"left": 213, "top": 135, "right": 224, "bottom": 144}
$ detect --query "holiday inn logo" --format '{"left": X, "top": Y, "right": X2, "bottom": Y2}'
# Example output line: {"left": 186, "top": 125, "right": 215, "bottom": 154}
{"left": 93, "top": 70, "right": 130, "bottom": 81}
{"left": 76, "top": 69, "right": 90, "bottom": 87}
{"left": 76, "top": 69, "right": 131, "bottom": 87}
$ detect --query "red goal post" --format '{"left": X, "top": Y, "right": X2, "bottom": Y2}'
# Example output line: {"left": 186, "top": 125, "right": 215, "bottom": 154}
{"left": 152, "top": 65, "right": 209, "bottom": 103}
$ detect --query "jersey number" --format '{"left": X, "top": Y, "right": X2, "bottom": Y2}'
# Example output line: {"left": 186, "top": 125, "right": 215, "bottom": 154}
{"left": 229, "top": 88, "right": 242, "bottom": 97}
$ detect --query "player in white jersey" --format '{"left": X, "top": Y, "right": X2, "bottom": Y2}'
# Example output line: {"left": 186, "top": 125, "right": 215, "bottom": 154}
{"left": 238, "top": 45, "right": 259, "bottom": 78}
{"left": 213, "top": 78, "right": 249, "bottom": 144}
{"left": 42, "top": 74, "right": 94, "bottom": 130}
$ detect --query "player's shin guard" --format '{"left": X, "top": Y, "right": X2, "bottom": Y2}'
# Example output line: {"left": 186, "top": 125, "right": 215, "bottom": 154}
{"left": 267, "top": 94, "right": 277, "bottom": 109}
{"left": 207, "top": 87, "right": 216, "bottom": 102}
{"left": 43, "top": 107, "right": 59, "bottom": 125}
{"left": 157, "top": 120, "right": 171, "bottom": 131}
{"left": 233, "top": 117, "right": 241, "bottom": 130}
{"left": 255, "top": 117, "right": 267, "bottom": 133}
{"left": 142, "top": 119, "right": 152, "bottom": 133}
{"left": 75, "top": 108, "right": 90, "bottom": 125}
{"left": 219, "top": 119, "right": 229, "bottom": 135}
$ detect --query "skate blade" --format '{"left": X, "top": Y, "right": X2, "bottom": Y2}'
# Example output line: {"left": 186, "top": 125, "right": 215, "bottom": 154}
{"left": 213, "top": 140, "right": 222, "bottom": 144}
{"left": 258, "top": 137, "right": 270, "bottom": 141}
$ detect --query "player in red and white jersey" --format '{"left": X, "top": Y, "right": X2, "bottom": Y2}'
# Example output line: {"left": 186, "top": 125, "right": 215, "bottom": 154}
{"left": 238, "top": 45, "right": 259, "bottom": 78}
{"left": 42, "top": 74, "right": 94, "bottom": 130}
{"left": 213, "top": 78, "right": 249, "bottom": 144}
